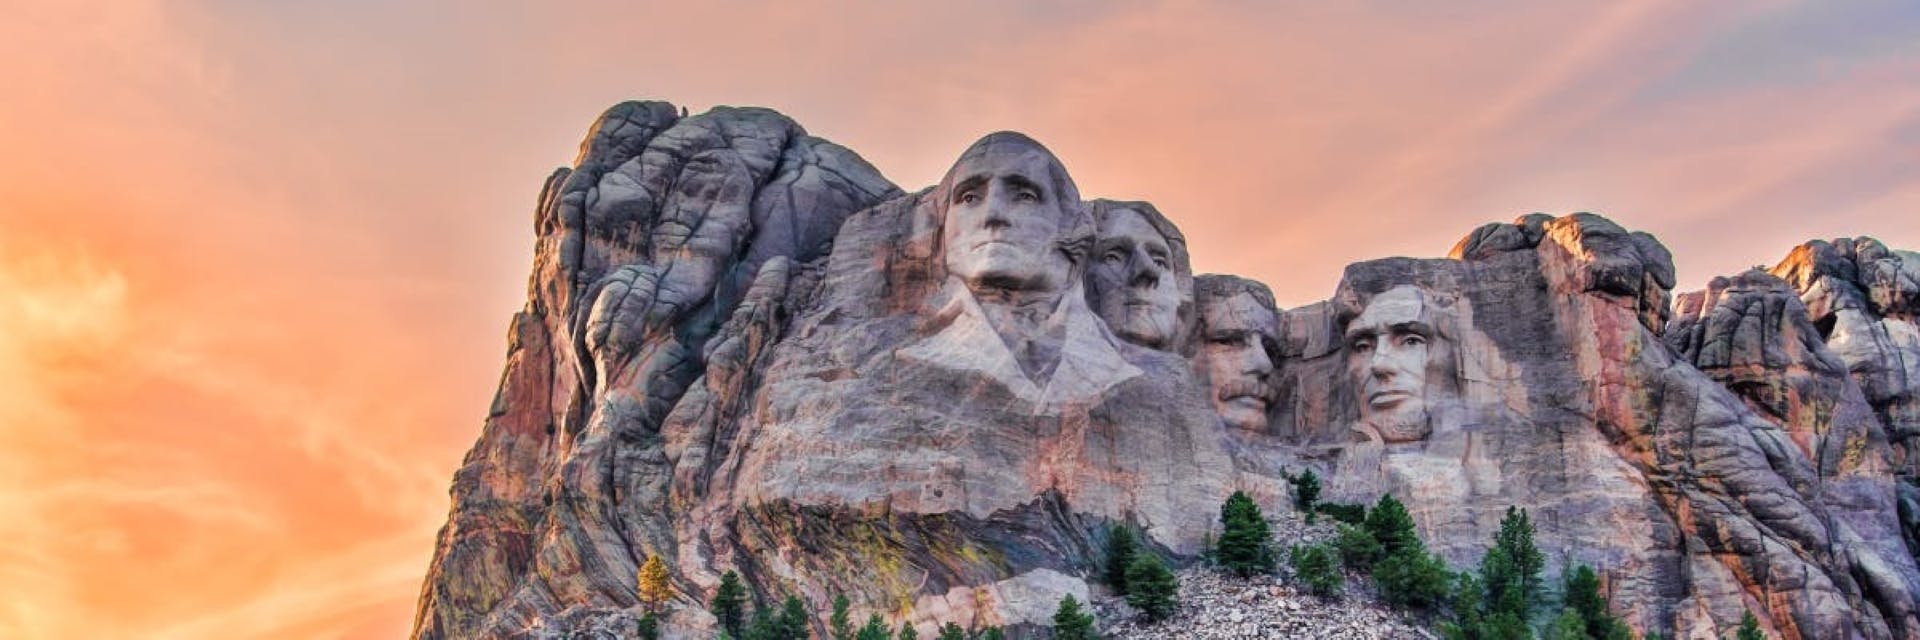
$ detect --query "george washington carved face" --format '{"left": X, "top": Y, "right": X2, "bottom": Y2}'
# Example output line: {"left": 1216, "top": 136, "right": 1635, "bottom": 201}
{"left": 1343, "top": 285, "right": 1448, "bottom": 443}
{"left": 937, "top": 133, "right": 1086, "bottom": 296}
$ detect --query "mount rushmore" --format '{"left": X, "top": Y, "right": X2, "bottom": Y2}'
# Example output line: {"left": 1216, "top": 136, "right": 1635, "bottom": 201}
{"left": 412, "top": 101, "right": 1920, "bottom": 639}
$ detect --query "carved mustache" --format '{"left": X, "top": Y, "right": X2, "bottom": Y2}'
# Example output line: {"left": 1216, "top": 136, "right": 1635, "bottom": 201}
{"left": 1216, "top": 380, "right": 1274, "bottom": 404}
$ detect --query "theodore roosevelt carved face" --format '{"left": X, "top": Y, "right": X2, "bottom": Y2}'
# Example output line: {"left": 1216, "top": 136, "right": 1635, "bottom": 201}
{"left": 1195, "top": 277, "right": 1279, "bottom": 432}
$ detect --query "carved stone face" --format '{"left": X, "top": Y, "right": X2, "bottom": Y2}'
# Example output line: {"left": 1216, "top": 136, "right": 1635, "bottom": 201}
{"left": 1198, "top": 291, "right": 1278, "bottom": 431}
{"left": 1089, "top": 207, "right": 1181, "bottom": 348}
{"left": 940, "top": 143, "right": 1073, "bottom": 294}
{"left": 1344, "top": 285, "right": 1436, "bottom": 443}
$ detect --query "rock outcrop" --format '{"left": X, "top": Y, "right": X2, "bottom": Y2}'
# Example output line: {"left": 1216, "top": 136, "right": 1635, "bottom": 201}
{"left": 414, "top": 101, "right": 1920, "bottom": 640}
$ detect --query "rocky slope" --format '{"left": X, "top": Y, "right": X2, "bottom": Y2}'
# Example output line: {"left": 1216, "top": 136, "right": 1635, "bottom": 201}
{"left": 413, "top": 101, "right": 1920, "bottom": 639}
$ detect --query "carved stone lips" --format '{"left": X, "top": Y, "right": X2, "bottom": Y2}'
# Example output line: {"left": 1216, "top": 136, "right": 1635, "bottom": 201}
{"left": 1367, "top": 389, "right": 1414, "bottom": 407}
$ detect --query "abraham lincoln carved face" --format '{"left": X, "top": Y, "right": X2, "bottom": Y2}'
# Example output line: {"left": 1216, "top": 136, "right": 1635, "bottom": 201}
{"left": 1343, "top": 285, "right": 1449, "bottom": 443}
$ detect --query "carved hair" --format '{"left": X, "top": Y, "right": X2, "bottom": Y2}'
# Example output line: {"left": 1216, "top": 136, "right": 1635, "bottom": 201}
{"left": 1194, "top": 274, "right": 1277, "bottom": 313}
{"left": 931, "top": 132, "right": 1094, "bottom": 274}
{"left": 1089, "top": 200, "right": 1194, "bottom": 293}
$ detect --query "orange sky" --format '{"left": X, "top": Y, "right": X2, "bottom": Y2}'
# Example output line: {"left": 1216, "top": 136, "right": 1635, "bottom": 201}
{"left": 2, "top": 1, "right": 1916, "bottom": 638}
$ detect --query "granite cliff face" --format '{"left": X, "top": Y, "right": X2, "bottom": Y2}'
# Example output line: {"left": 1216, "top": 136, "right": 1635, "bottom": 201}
{"left": 414, "top": 102, "right": 1920, "bottom": 639}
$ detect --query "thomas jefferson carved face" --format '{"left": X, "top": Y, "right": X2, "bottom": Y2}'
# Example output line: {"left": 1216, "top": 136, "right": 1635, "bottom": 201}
{"left": 1089, "top": 207, "right": 1181, "bottom": 348}
{"left": 1344, "top": 285, "right": 1438, "bottom": 443}
{"left": 1198, "top": 289, "right": 1278, "bottom": 431}
{"left": 939, "top": 135, "right": 1078, "bottom": 294}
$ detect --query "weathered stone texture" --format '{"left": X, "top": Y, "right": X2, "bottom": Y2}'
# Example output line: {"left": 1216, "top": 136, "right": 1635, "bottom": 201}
{"left": 414, "top": 103, "right": 1920, "bottom": 640}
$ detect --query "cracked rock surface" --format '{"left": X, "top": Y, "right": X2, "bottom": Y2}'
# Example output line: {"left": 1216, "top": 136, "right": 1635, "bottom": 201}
{"left": 414, "top": 102, "right": 1920, "bottom": 640}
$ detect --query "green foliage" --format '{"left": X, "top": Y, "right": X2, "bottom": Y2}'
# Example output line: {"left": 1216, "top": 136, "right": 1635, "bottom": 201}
{"left": 1737, "top": 610, "right": 1765, "bottom": 640}
{"left": 1562, "top": 565, "right": 1633, "bottom": 640}
{"left": 1125, "top": 554, "right": 1180, "bottom": 622}
{"left": 1287, "top": 543, "right": 1343, "bottom": 598}
{"left": 1052, "top": 594, "right": 1097, "bottom": 640}
{"left": 711, "top": 571, "right": 749, "bottom": 637}
{"left": 1365, "top": 494, "right": 1419, "bottom": 557}
{"left": 780, "top": 595, "right": 812, "bottom": 640}
{"left": 1333, "top": 523, "right": 1384, "bottom": 572}
{"left": 896, "top": 621, "right": 919, "bottom": 640}
{"left": 636, "top": 611, "right": 660, "bottom": 640}
{"left": 936, "top": 622, "right": 966, "bottom": 640}
{"left": 1216, "top": 491, "right": 1276, "bottom": 576}
{"left": 830, "top": 595, "right": 855, "bottom": 640}
{"left": 1543, "top": 608, "right": 1588, "bottom": 640}
{"left": 744, "top": 608, "right": 780, "bottom": 640}
{"left": 854, "top": 614, "right": 890, "bottom": 640}
{"left": 1482, "top": 507, "right": 1545, "bottom": 618}
{"left": 1373, "top": 545, "right": 1452, "bottom": 610}
{"left": 975, "top": 627, "right": 1006, "bottom": 640}
{"left": 1317, "top": 502, "right": 1368, "bottom": 526}
{"left": 1642, "top": 633, "right": 1666, "bottom": 640}
{"left": 1103, "top": 525, "right": 1137, "bottom": 594}
{"left": 1287, "top": 469, "right": 1322, "bottom": 523}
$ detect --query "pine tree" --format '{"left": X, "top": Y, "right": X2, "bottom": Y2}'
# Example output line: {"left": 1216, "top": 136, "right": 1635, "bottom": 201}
{"left": 779, "top": 595, "right": 811, "bottom": 640}
{"left": 711, "top": 571, "right": 749, "bottom": 637}
{"left": 1103, "top": 525, "right": 1137, "bottom": 594}
{"left": 829, "top": 595, "right": 855, "bottom": 640}
{"left": 1288, "top": 543, "right": 1343, "bottom": 598}
{"left": 1373, "top": 544, "right": 1452, "bottom": 609}
{"left": 975, "top": 627, "right": 1005, "bottom": 640}
{"left": 1564, "top": 564, "right": 1631, "bottom": 639}
{"left": 639, "top": 554, "right": 675, "bottom": 610}
{"left": 1485, "top": 507, "right": 1544, "bottom": 615}
{"left": 1216, "top": 491, "right": 1276, "bottom": 576}
{"left": 1542, "top": 608, "right": 1588, "bottom": 640}
{"left": 1289, "top": 468, "right": 1322, "bottom": 523}
{"left": 1737, "top": 610, "right": 1766, "bottom": 640}
{"left": 636, "top": 611, "right": 660, "bottom": 640}
{"left": 1437, "top": 571, "right": 1483, "bottom": 640}
{"left": 1125, "top": 554, "right": 1179, "bottom": 622}
{"left": 855, "top": 614, "right": 890, "bottom": 640}
{"left": 1052, "top": 594, "right": 1097, "bottom": 640}
{"left": 745, "top": 608, "right": 780, "bottom": 640}
{"left": 1333, "top": 523, "right": 1383, "bottom": 571}
{"left": 895, "top": 621, "right": 919, "bottom": 640}
{"left": 1364, "top": 494, "right": 1419, "bottom": 557}
{"left": 936, "top": 622, "right": 967, "bottom": 640}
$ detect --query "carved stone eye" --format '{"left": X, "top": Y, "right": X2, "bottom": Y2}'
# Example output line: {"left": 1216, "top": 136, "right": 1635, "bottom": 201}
{"left": 958, "top": 191, "right": 981, "bottom": 205}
